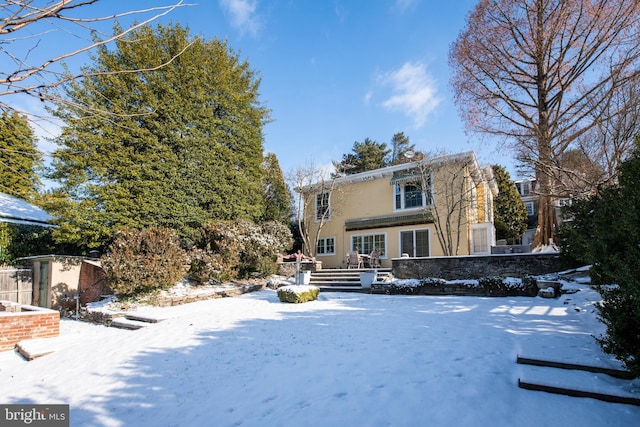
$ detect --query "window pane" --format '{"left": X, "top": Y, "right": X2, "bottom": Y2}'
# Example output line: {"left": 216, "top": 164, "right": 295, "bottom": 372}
{"left": 374, "top": 234, "right": 385, "bottom": 256}
{"left": 525, "top": 202, "right": 534, "bottom": 216}
{"left": 401, "top": 231, "right": 414, "bottom": 256}
{"left": 326, "top": 238, "right": 335, "bottom": 254}
{"left": 316, "top": 193, "right": 330, "bottom": 220}
{"left": 415, "top": 230, "right": 429, "bottom": 257}
{"left": 351, "top": 236, "right": 361, "bottom": 252}
{"left": 362, "top": 235, "right": 373, "bottom": 254}
{"left": 404, "top": 185, "right": 423, "bottom": 208}
{"left": 472, "top": 228, "right": 488, "bottom": 253}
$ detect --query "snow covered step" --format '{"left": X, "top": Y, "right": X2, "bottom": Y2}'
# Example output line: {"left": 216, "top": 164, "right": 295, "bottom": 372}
{"left": 517, "top": 355, "right": 634, "bottom": 379}
{"left": 124, "top": 313, "right": 167, "bottom": 324}
{"left": 110, "top": 317, "right": 149, "bottom": 330}
{"left": 16, "top": 334, "right": 86, "bottom": 360}
{"left": 517, "top": 357, "right": 640, "bottom": 406}
{"left": 518, "top": 377, "right": 640, "bottom": 406}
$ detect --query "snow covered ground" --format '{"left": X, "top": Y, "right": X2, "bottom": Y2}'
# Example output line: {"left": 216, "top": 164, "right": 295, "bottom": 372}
{"left": 1, "top": 281, "right": 639, "bottom": 426}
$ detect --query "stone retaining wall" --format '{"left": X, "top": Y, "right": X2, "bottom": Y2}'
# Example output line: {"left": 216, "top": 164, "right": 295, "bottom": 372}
{"left": 0, "top": 301, "right": 59, "bottom": 352}
{"left": 392, "top": 253, "right": 561, "bottom": 280}
{"left": 81, "top": 283, "right": 265, "bottom": 326}
{"left": 277, "top": 261, "right": 322, "bottom": 277}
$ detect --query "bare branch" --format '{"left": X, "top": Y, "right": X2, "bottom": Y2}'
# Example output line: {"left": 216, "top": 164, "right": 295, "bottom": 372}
{"left": 0, "top": 1, "right": 193, "bottom": 112}
{"left": 450, "top": 0, "right": 640, "bottom": 244}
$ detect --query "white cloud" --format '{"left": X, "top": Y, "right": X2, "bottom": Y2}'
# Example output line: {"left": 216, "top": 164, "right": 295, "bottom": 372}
{"left": 363, "top": 91, "right": 373, "bottom": 106}
{"left": 219, "top": 0, "right": 262, "bottom": 37}
{"left": 394, "top": 0, "right": 418, "bottom": 13}
{"left": 377, "top": 61, "right": 441, "bottom": 128}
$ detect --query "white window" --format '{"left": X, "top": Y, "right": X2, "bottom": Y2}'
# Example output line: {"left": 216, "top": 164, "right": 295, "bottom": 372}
{"left": 316, "top": 237, "right": 335, "bottom": 255}
{"left": 469, "top": 183, "right": 478, "bottom": 223}
{"left": 351, "top": 233, "right": 386, "bottom": 256}
{"left": 525, "top": 201, "right": 535, "bottom": 216}
{"left": 394, "top": 182, "right": 432, "bottom": 211}
{"left": 315, "top": 192, "right": 330, "bottom": 221}
{"left": 471, "top": 225, "right": 492, "bottom": 254}
{"left": 519, "top": 181, "right": 531, "bottom": 196}
{"left": 400, "top": 229, "right": 430, "bottom": 257}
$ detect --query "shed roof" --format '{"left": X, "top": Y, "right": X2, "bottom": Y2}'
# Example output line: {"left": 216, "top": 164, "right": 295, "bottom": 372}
{"left": 0, "top": 192, "right": 54, "bottom": 227}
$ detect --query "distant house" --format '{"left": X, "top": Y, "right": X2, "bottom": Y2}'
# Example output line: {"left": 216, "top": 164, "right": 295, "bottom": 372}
{"left": 297, "top": 151, "right": 498, "bottom": 269}
{"left": 514, "top": 177, "right": 572, "bottom": 246}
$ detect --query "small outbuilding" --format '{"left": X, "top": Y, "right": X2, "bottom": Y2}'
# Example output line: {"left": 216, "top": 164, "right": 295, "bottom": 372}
{"left": 16, "top": 255, "right": 108, "bottom": 310}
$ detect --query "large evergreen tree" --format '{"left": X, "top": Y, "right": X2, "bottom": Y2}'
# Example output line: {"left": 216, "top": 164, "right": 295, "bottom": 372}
{"left": 390, "top": 132, "right": 415, "bottom": 165}
{"left": 0, "top": 111, "right": 60, "bottom": 263}
{"left": 0, "top": 111, "right": 41, "bottom": 200}
{"left": 558, "top": 139, "right": 640, "bottom": 375}
{"left": 337, "top": 138, "right": 390, "bottom": 175}
{"left": 47, "top": 23, "right": 269, "bottom": 248}
{"left": 491, "top": 165, "right": 528, "bottom": 242}
{"left": 261, "top": 152, "right": 291, "bottom": 224}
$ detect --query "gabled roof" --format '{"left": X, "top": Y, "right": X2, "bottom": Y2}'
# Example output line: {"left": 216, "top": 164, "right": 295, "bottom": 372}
{"left": 299, "top": 151, "right": 485, "bottom": 192}
{"left": 0, "top": 192, "right": 54, "bottom": 227}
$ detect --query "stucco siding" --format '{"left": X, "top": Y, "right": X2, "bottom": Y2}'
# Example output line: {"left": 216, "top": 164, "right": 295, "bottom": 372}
{"left": 301, "top": 152, "right": 496, "bottom": 268}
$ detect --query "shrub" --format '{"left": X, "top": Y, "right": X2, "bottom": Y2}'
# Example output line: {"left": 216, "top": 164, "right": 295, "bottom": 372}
{"left": 102, "top": 227, "right": 188, "bottom": 298}
{"left": 596, "top": 286, "right": 640, "bottom": 376}
{"left": 558, "top": 144, "right": 640, "bottom": 377}
{"left": 188, "top": 220, "right": 293, "bottom": 283}
{"left": 277, "top": 285, "right": 319, "bottom": 303}
{"left": 476, "top": 276, "right": 536, "bottom": 296}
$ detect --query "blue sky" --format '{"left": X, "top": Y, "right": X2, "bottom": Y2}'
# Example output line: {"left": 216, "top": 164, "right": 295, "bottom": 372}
{"left": 9, "top": 0, "right": 520, "bottom": 179}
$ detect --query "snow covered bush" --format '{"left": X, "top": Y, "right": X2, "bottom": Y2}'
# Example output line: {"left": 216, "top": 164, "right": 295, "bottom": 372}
{"left": 277, "top": 285, "right": 319, "bottom": 303}
{"left": 188, "top": 222, "right": 242, "bottom": 284}
{"left": 188, "top": 220, "right": 293, "bottom": 283}
{"left": 381, "top": 276, "right": 537, "bottom": 296}
{"left": 102, "top": 227, "right": 188, "bottom": 298}
{"left": 478, "top": 276, "right": 538, "bottom": 296}
{"left": 237, "top": 220, "right": 293, "bottom": 277}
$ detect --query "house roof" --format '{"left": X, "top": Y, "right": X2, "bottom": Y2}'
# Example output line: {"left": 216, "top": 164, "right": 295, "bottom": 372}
{"left": 0, "top": 192, "right": 54, "bottom": 227}
{"left": 299, "top": 151, "right": 487, "bottom": 192}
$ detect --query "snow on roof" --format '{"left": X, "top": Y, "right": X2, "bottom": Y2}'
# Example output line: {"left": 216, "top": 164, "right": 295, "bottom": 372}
{"left": 0, "top": 192, "right": 54, "bottom": 227}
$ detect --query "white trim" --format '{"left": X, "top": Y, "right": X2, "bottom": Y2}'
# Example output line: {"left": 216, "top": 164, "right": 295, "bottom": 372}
{"left": 316, "top": 236, "right": 336, "bottom": 256}
{"left": 350, "top": 232, "right": 387, "bottom": 257}
{"left": 470, "top": 223, "right": 494, "bottom": 255}
{"left": 299, "top": 151, "right": 479, "bottom": 192}
{"left": 399, "top": 228, "right": 431, "bottom": 257}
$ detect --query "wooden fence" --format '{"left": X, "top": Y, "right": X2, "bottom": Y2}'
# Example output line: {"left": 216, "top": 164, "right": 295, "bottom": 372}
{"left": 0, "top": 268, "right": 32, "bottom": 304}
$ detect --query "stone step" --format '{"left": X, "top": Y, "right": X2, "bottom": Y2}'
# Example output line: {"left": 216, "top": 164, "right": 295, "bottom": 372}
{"left": 312, "top": 268, "right": 391, "bottom": 275}
{"left": 125, "top": 313, "right": 167, "bottom": 324}
{"left": 309, "top": 269, "right": 393, "bottom": 289}
{"left": 110, "top": 317, "right": 150, "bottom": 330}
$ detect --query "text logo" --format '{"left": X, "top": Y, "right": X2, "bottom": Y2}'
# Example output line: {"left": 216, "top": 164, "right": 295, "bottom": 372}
{"left": 1, "top": 405, "right": 69, "bottom": 426}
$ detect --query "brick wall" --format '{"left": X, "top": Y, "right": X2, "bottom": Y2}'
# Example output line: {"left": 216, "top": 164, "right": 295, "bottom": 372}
{"left": 392, "top": 253, "right": 561, "bottom": 280}
{"left": 0, "top": 302, "right": 60, "bottom": 352}
{"left": 79, "top": 261, "right": 109, "bottom": 306}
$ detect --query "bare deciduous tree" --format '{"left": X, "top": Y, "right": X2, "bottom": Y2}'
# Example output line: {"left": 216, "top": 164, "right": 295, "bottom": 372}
{"left": 566, "top": 75, "right": 640, "bottom": 193}
{"left": 290, "top": 162, "right": 346, "bottom": 257}
{"left": 450, "top": 0, "right": 640, "bottom": 246}
{"left": 413, "top": 152, "right": 480, "bottom": 256}
{"left": 0, "top": 0, "right": 190, "bottom": 112}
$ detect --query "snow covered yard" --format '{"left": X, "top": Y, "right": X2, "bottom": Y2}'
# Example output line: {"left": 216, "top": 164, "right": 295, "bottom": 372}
{"left": 0, "top": 283, "right": 638, "bottom": 426}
